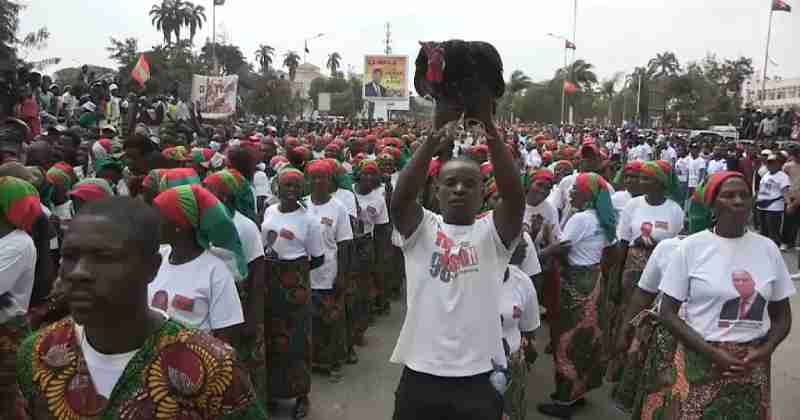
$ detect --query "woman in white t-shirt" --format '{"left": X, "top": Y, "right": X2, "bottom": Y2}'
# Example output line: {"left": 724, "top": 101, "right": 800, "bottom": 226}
{"left": 611, "top": 161, "right": 684, "bottom": 398}
{"left": 501, "top": 239, "right": 541, "bottom": 420}
{"left": 659, "top": 171, "right": 795, "bottom": 420}
{"left": 353, "top": 159, "right": 391, "bottom": 317}
{"left": 304, "top": 160, "right": 354, "bottom": 381}
{"left": 611, "top": 160, "right": 643, "bottom": 218}
{"left": 756, "top": 154, "right": 790, "bottom": 246}
{"left": 150, "top": 184, "right": 247, "bottom": 341}
{"left": 260, "top": 167, "right": 324, "bottom": 418}
{"left": 0, "top": 176, "right": 41, "bottom": 412}
{"left": 537, "top": 172, "right": 616, "bottom": 418}
{"left": 378, "top": 149, "right": 405, "bottom": 301}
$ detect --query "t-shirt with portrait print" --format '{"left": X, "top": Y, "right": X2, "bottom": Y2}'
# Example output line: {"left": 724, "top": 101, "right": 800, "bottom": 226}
{"left": 260, "top": 204, "right": 325, "bottom": 261}
{"left": 303, "top": 197, "right": 354, "bottom": 290}
{"left": 354, "top": 187, "right": 389, "bottom": 235}
{"left": 617, "top": 196, "right": 684, "bottom": 245}
{"left": 659, "top": 230, "right": 796, "bottom": 343}
{"left": 148, "top": 247, "right": 244, "bottom": 332}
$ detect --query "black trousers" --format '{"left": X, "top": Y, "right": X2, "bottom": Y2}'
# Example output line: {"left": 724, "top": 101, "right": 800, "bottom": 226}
{"left": 760, "top": 210, "right": 783, "bottom": 246}
{"left": 393, "top": 367, "right": 502, "bottom": 420}
{"left": 783, "top": 210, "right": 800, "bottom": 247}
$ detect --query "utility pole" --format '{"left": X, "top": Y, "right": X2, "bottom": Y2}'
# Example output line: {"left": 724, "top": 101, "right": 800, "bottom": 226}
{"left": 384, "top": 22, "right": 392, "bottom": 55}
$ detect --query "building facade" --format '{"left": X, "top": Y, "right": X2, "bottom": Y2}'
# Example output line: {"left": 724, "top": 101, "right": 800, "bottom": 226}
{"left": 742, "top": 74, "right": 800, "bottom": 111}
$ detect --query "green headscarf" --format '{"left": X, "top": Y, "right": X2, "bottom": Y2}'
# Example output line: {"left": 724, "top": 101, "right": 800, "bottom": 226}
{"left": 574, "top": 172, "right": 617, "bottom": 243}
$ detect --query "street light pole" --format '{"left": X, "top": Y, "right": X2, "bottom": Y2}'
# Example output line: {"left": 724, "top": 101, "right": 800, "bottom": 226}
{"left": 303, "top": 33, "right": 325, "bottom": 64}
{"left": 547, "top": 32, "right": 569, "bottom": 125}
{"left": 212, "top": 0, "right": 217, "bottom": 74}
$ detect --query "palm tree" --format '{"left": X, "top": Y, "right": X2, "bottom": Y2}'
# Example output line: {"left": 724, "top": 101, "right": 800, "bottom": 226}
{"left": 508, "top": 70, "right": 533, "bottom": 95}
{"left": 181, "top": 2, "right": 206, "bottom": 45}
{"left": 0, "top": 0, "right": 22, "bottom": 61}
{"left": 568, "top": 59, "right": 598, "bottom": 91}
{"left": 283, "top": 51, "right": 301, "bottom": 81}
{"left": 150, "top": 0, "right": 178, "bottom": 45}
{"left": 326, "top": 52, "right": 341, "bottom": 76}
{"left": 648, "top": 51, "right": 681, "bottom": 78}
{"left": 600, "top": 71, "right": 623, "bottom": 123}
{"left": 255, "top": 44, "right": 275, "bottom": 75}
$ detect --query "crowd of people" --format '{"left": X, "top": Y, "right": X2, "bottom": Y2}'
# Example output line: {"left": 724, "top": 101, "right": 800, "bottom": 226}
{"left": 0, "top": 67, "right": 795, "bottom": 420}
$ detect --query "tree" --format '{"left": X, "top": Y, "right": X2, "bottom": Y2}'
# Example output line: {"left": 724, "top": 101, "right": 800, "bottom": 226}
{"left": 283, "top": 51, "right": 301, "bottom": 81}
{"left": 201, "top": 42, "right": 248, "bottom": 75}
{"left": 255, "top": 44, "right": 274, "bottom": 75}
{"left": 107, "top": 37, "right": 139, "bottom": 68}
{"left": 181, "top": 2, "right": 206, "bottom": 45}
{"left": 326, "top": 52, "right": 341, "bottom": 77}
{"left": 0, "top": 0, "right": 21, "bottom": 62}
{"left": 648, "top": 51, "right": 681, "bottom": 78}
{"left": 600, "top": 72, "right": 623, "bottom": 123}
{"left": 150, "top": 0, "right": 179, "bottom": 45}
{"left": 508, "top": 70, "right": 533, "bottom": 95}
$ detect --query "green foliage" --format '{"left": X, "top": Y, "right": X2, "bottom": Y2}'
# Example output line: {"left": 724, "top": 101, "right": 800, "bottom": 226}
{"left": 303, "top": 73, "right": 364, "bottom": 117}
{"left": 200, "top": 42, "right": 248, "bottom": 75}
{"left": 326, "top": 52, "right": 341, "bottom": 76}
{"left": 283, "top": 51, "right": 300, "bottom": 81}
{"left": 0, "top": 0, "right": 21, "bottom": 61}
{"left": 255, "top": 44, "right": 275, "bottom": 75}
{"left": 149, "top": 0, "right": 206, "bottom": 46}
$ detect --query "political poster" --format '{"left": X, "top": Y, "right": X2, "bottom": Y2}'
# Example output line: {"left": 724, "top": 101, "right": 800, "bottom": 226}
{"left": 363, "top": 55, "right": 409, "bottom": 106}
{"left": 191, "top": 74, "right": 238, "bottom": 119}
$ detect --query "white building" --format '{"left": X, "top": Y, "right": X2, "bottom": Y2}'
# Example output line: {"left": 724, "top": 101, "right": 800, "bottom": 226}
{"left": 292, "top": 63, "right": 323, "bottom": 99}
{"left": 742, "top": 73, "right": 800, "bottom": 111}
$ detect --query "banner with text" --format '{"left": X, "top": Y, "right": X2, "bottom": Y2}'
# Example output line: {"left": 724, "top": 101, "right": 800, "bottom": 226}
{"left": 363, "top": 55, "right": 409, "bottom": 110}
{"left": 191, "top": 74, "right": 238, "bottom": 119}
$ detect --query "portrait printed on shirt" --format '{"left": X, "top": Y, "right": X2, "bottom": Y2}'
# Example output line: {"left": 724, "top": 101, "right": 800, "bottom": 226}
{"left": 718, "top": 270, "right": 767, "bottom": 328}
{"left": 264, "top": 229, "right": 279, "bottom": 260}
{"left": 429, "top": 230, "right": 479, "bottom": 283}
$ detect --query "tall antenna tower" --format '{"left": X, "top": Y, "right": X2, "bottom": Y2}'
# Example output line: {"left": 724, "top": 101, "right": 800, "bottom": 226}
{"left": 384, "top": 22, "right": 392, "bottom": 55}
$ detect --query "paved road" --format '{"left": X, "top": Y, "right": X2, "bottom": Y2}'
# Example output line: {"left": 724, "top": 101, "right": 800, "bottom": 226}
{"left": 271, "top": 252, "right": 800, "bottom": 420}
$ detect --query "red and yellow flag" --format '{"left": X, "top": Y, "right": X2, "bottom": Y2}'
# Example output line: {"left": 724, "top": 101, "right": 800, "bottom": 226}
{"left": 773, "top": 0, "right": 792, "bottom": 12}
{"left": 564, "top": 80, "right": 577, "bottom": 94}
{"left": 131, "top": 54, "right": 150, "bottom": 88}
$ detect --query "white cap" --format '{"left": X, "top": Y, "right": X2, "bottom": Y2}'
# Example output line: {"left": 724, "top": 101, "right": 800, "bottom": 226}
{"left": 109, "top": 84, "right": 119, "bottom": 91}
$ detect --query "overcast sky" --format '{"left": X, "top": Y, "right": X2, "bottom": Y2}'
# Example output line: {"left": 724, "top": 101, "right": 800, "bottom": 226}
{"left": 17, "top": 0, "right": 800, "bottom": 87}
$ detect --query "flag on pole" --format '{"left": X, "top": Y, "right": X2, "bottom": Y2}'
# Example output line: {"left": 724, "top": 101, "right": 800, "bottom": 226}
{"left": 214, "top": 0, "right": 225, "bottom": 5}
{"left": 565, "top": 40, "right": 576, "bottom": 50}
{"left": 564, "top": 80, "right": 577, "bottom": 94}
{"left": 131, "top": 54, "right": 150, "bottom": 88}
{"left": 304, "top": 41, "right": 310, "bottom": 54}
{"left": 773, "top": 0, "right": 792, "bottom": 12}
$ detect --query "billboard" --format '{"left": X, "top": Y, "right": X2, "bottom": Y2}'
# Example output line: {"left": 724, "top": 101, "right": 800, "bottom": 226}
{"left": 191, "top": 74, "right": 238, "bottom": 119}
{"left": 363, "top": 55, "right": 409, "bottom": 104}
{"left": 318, "top": 92, "right": 331, "bottom": 112}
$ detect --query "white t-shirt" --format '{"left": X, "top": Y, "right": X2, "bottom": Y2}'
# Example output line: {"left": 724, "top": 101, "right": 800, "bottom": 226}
{"left": 518, "top": 232, "right": 542, "bottom": 277}
{"left": 611, "top": 190, "right": 633, "bottom": 217}
{"left": 674, "top": 157, "right": 690, "bottom": 183}
{"left": 354, "top": 187, "right": 389, "bottom": 235}
{"left": 390, "top": 210, "right": 518, "bottom": 376}
{"left": 0, "top": 230, "right": 36, "bottom": 322}
{"left": 555, "top": 173, "right": 614, "bottom": 226}
{"left": 617, "top": 196, "right": 684, "bottom": 244}
{"left": 757, "top": 171, "right": 790, "bottom": 212}
{"left": 561, "top": 209, "right": 610, "bottom": 266}
{"left": 688, "top": 157, "right": 707, "bottom": 188}
{"left": 304, "top": 197, "right": 354, "bottom": 290}
{"left": 253, "top": 170, "right": 271, "bottom": 199}
{"left": 75, "top": 323, "right": 138, "bottom": 398}
{"left": 334, "top": 188, "right": 358, "bottom": 219}
{"left": 525, "top": 149, "right": 542, "bottom": 169}
{"left": 500, "top": 265, "right": 541, "bottom": 354}
{"left": 233, "top": 211, "right": 264, "bottom": 264}
{"left": 638, "top": 237, "right": 683, "bottom": 294}
{"left": 660, "top": 230, "right": 796, "bottom": 343}
{"left": 261, "top": 205, "right": 325, "bottom": 260}
{"left": 524, "top": 201, "right": 561, "bottom": 246}
{"left": 149, "top": 247, "right": 244, "bottom": 331}
{"left": 707, "top": 159, "right": 728, "bottom": 176}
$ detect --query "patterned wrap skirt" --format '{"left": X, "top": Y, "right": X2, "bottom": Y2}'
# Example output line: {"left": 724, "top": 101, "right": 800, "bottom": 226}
{"left": 656, "top": 339, "right": 771, "bottom": 420}
{"left": 372, "top": 233, "right": 391, "bottom": 312}
{"left": 503, "top": 349, "right": 529, "bottom": 420}
{"left": 553, "top": 264, "right": 607, "bottom": 403}
{"left": 608, "top": 245, "right": 651, "bottom": 382}
{"left": 611, "top": 309, "right": 660, "bottom": 412}
{"left": 351, "top": 235, "right": 375, "bottom": 343}
{"left": 265, "top": 257, "right": 312, "bottom": 399}
{"left": 632, "top": 321, "right": 681, "bottom": 420}
{"left": 0, "top": 315, "right": 29, "bottom": 413}
{"left": 311, "top": 285, "right": 347, "bottom": 369}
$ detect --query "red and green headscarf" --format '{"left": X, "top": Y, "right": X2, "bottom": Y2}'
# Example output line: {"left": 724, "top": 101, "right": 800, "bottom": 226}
{"left": 574, "top": 172, "right": 616, "bottom": 242}
{"left": 154, "top": 184, "right": 248, "bottom": 280}
{"left": 46, "top": 162, "right": 77, "bottom": 191}
{"left": 158, "top": 167, "right": 201, "bottom": 193}
{"left": 203, "top": 168, "right": 257, "bottom": 222}
{"left": 688, "top": 171, "right": 746, "bottom": 234}
{"left": 640, "top": 160, "right": 683, "bottom": 203}
{"left": 0, "top": 176, "right": 43, "bottom": 233}
{"left": 522, "top": 168, "right": 555, "bottom": 192}
{"left": 613, "top": 160, "right": 642, "bottom": 185}
{"left": 191, "top": 147, "right": 215, "bottom": 167}
{"left": 355, "top": 159, "right": 380, "bottom": 179}
{"left": 69, "top": 178, "right": 114, "bottom": 203}
{"left": 162, "top": 146, "right": 190, "bottom": 162}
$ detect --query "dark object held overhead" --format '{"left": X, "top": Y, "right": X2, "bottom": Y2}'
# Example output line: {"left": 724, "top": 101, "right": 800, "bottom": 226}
{"left": 414, "top": 40, "right": 505, "bottom": 127}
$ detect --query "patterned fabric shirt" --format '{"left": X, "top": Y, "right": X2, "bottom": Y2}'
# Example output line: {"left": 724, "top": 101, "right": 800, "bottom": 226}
{"left": 16, "top": 318, "right": 267, "bottom": 420}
